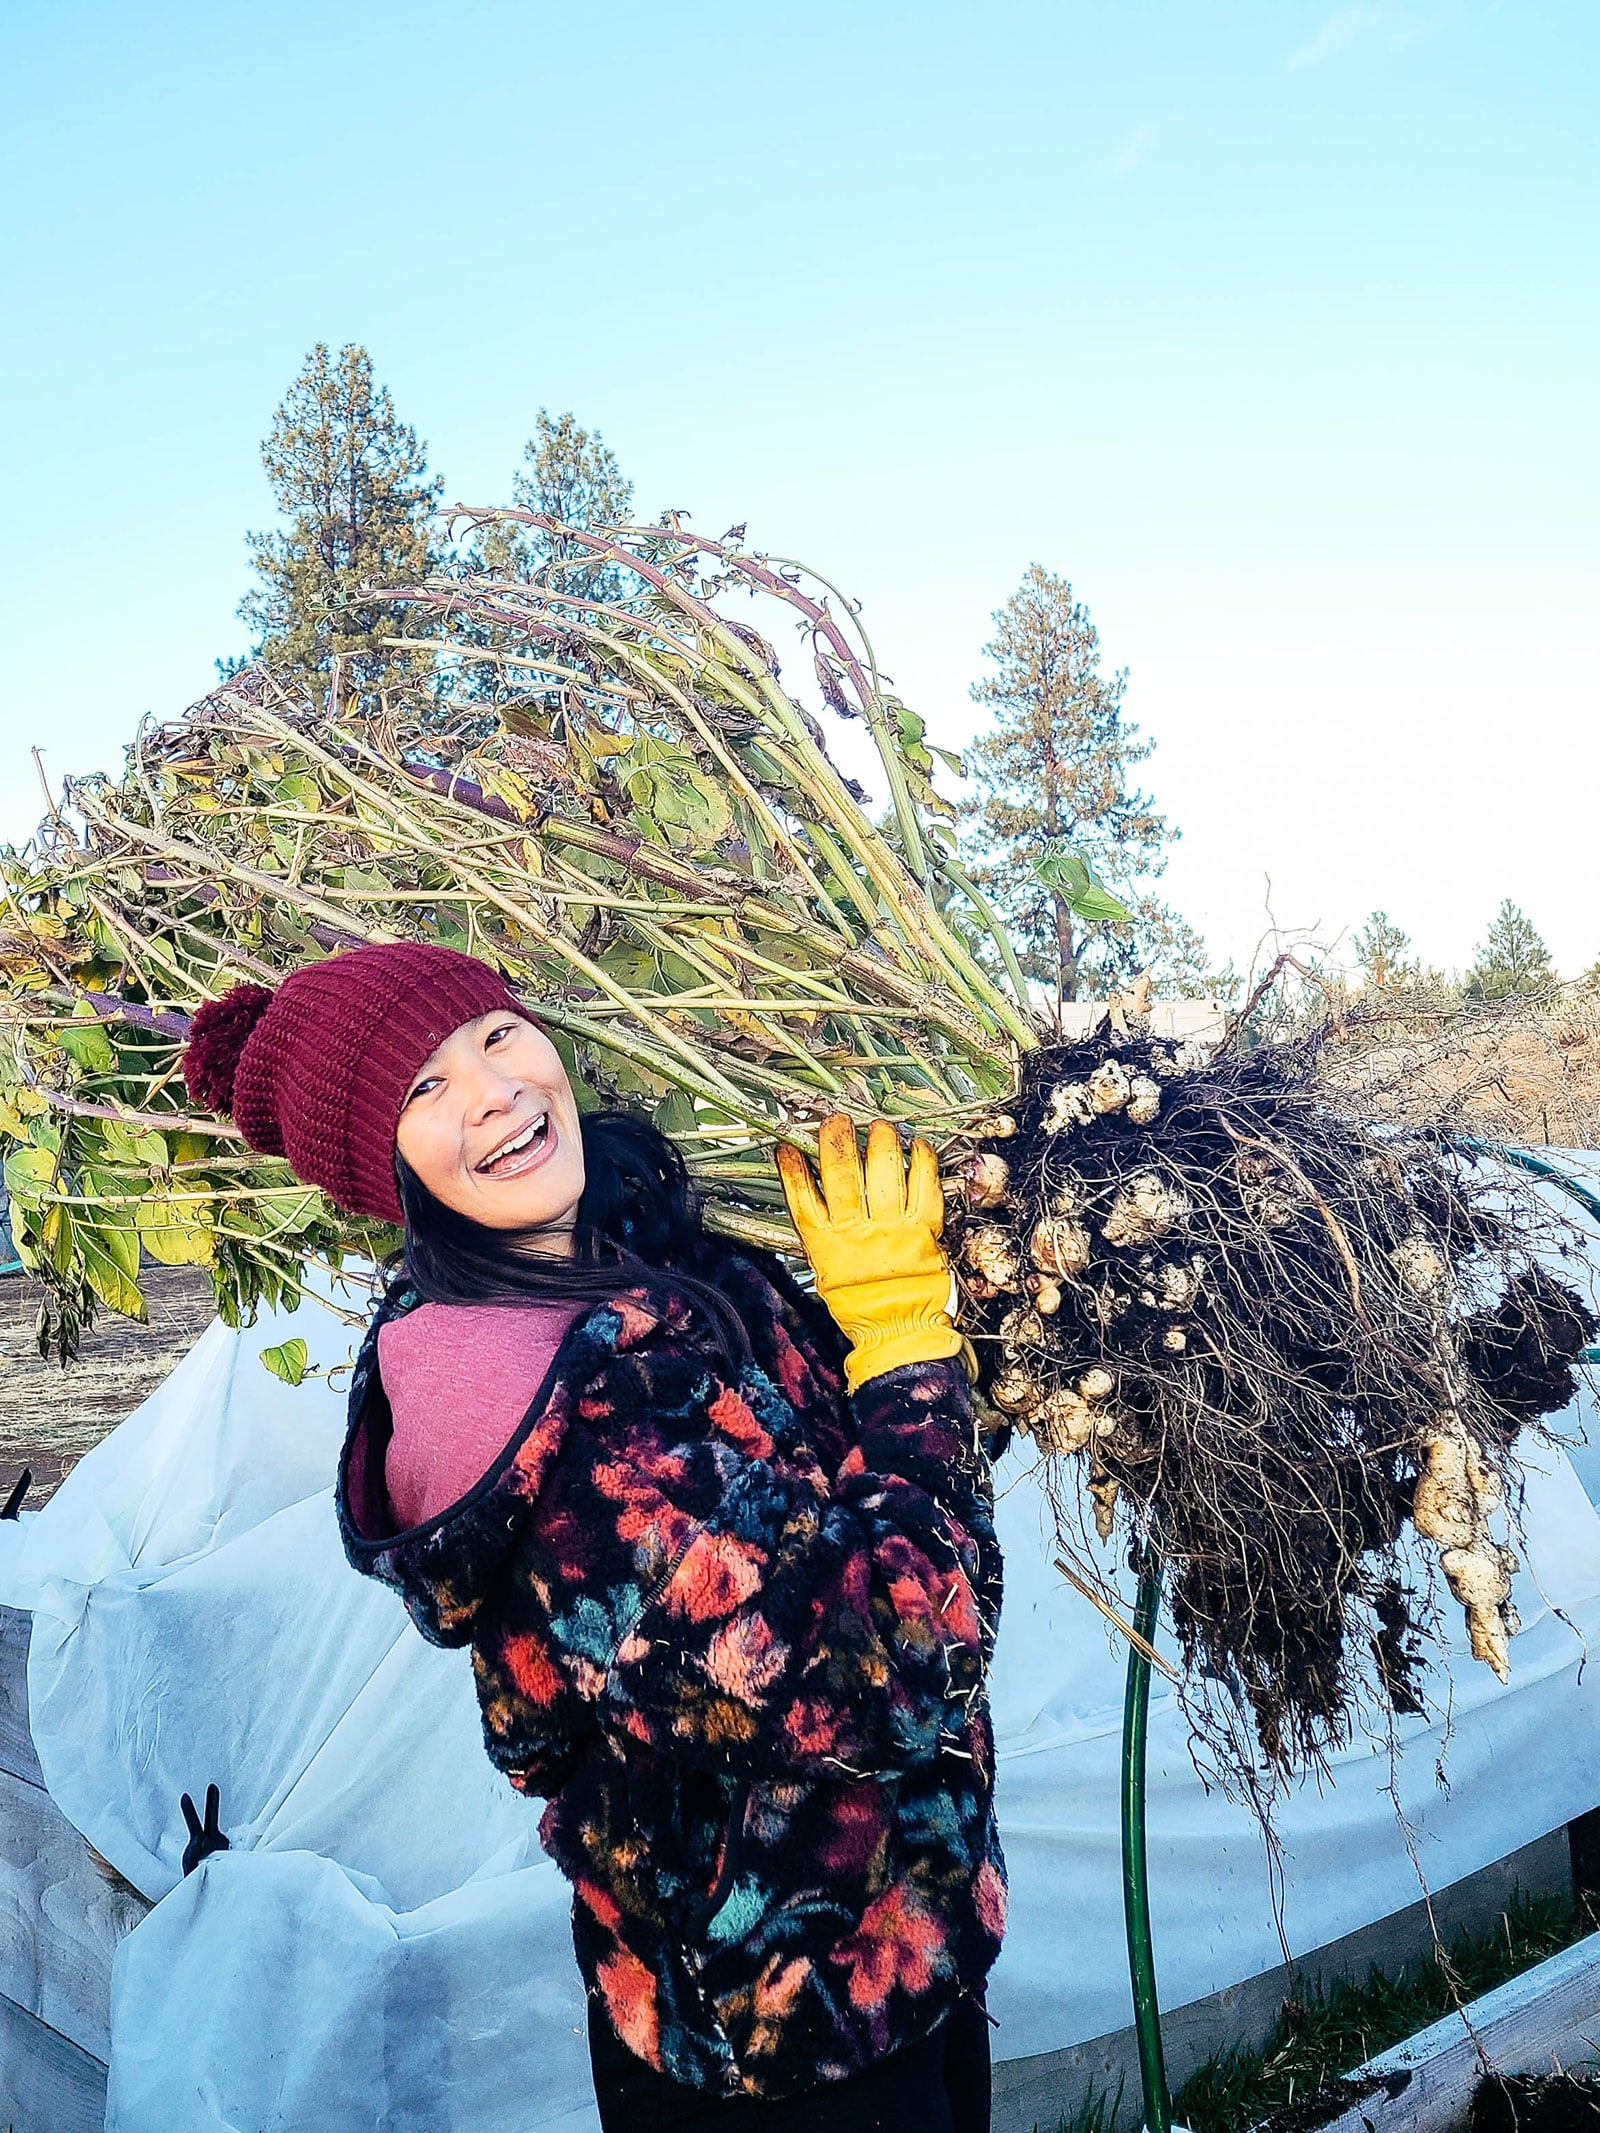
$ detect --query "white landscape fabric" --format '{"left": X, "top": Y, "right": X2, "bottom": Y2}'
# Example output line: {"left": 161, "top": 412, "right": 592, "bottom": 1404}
{"left": 4, "top": 1253, "right": 1600, "bottom": 2132}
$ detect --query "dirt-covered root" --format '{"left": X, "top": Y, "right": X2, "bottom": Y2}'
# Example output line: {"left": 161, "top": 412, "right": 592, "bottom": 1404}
{"left": 943, "top": 1022, "right": 1597, "bottom": 1781}
{"left": 1469, "top": 2069, "right": 1600, "bottom": 2133}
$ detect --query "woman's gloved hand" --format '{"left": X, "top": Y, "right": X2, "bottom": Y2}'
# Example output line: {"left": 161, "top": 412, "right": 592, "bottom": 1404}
{"left": 777, "top": 1114, "right": 969, "bottom": 1393}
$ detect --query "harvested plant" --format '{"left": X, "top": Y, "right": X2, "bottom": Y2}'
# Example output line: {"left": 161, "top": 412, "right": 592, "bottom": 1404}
{"left": 0, "top": 511, "right": 1592, "bottom": 1786}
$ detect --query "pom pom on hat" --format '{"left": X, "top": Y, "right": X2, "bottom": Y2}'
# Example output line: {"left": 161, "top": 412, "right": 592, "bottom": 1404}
{"left": 183, "top": 985, "right": 276, "bottom": 1119}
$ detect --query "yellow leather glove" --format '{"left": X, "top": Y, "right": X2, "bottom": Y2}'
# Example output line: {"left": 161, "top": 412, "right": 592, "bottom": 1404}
{"left": 777, "top": 1114, "right": 968, "bottom": 1394}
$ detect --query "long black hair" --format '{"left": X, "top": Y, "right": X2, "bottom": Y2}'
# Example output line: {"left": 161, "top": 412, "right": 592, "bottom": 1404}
{"left": 393, "top": 1108, "right": 751, "bottom": 1367}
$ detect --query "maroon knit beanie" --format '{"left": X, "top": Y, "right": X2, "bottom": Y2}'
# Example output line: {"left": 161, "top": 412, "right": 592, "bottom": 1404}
{"left": 182, "top": 945, "right": 536, "bottom": 1224}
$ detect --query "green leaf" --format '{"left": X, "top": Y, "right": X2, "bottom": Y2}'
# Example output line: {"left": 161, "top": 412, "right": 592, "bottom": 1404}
{"left": 4, "top": 1145, "right": 57, "bottom": 1205}
{"left": 614, "top": 738, "right": 735, "bottom": 851}
{"left": 1030, "top": 846, "right": 1133, "bottom": 925}
{"left": 260, "top": 1338, "right": 309, "bottom": 1386}
{"left": 1072, "top": 883, "right": 1136, "bottom": 925}
{"left": 597, "top": 941, "right": 658, "bottom": 991}
{"left": 888, "top": 698, "right": 933, "bottom": 771}
{"left": 58, "top": 1021, "right": 116, "bottom": 1073}
{"left": 136, "top": 1199, "right": 215, "bottom": 1266}
{"left": 93, "top": 1216, "right": 140, "bottom": 1278}
{"left": 640, "top": 769, "right": 733, "bottom": 850}
{"left": 40, "top": 1204, "right": 77, "bottom": 1278}
{"left": 256, "top": 1189, "right": 324, "bottom": 1240}
{"left": 273, "top": 772, "right": 321, "bottom": 809}
{"left": 690, "top": 773, "right": 734, "bottom": 840}
{"left": 83, "top": 1163, "right": 149, "bottom": 1200}
{"left": 79, "top": 1220, "right": 147, "bottom": 1319}
{"left": 652, "top": 1090, "right": 698, "bottom": 1138}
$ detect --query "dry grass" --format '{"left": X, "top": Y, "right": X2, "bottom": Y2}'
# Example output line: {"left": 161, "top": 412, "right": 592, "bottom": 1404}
{"left": 1321, "top": 984, "right": 1600, "bottom": 1151}
{"left": 0, "top": 1267, "right": 214, "bottom": 1504}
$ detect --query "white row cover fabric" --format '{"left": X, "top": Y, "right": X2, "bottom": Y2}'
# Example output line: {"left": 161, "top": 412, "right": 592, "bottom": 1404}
{"left": 4, "top": 1247, "right": 1600, "bottom": 2131}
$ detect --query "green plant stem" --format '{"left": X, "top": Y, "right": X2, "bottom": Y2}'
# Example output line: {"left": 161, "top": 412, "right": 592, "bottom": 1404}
{"left": 934, "top": 854, "right": 1034, "bottom": 1016}
{"left": 528, "top": 819, "right": 997, "bottom": 1051}
{"left": 700, "top": 1202, "right": 797, "bottom": 1254}
{"left": 212, "top": 710, "right": 764, "bottom": 1116}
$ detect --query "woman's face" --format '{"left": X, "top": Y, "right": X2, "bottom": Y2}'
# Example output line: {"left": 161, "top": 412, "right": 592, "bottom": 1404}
{"left": 394, "top": 1012, "right": 586, "bottom": 1241}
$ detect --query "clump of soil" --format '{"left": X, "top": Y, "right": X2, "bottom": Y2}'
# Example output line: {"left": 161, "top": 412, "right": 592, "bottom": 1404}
{"left": 1252, "top": 2071, "right": 1395, "bottom": 2133}
{"left": 1470, "top": 2071, "right": 1600, "bottom": 2132}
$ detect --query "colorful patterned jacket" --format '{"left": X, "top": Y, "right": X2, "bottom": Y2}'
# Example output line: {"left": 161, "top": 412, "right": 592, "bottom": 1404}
{"left": 335, "top": 1244, "right": 1005, "bottom": 2101}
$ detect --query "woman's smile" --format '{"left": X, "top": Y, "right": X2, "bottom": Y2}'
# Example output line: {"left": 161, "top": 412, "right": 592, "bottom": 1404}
{"left": 474, "top": 1108, "right": 554, "bottom": 1178}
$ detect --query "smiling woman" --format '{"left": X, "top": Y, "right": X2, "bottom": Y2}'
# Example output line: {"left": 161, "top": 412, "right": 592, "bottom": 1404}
{"left": 178, "top": 939, "right": 1007, "bottom": 2132}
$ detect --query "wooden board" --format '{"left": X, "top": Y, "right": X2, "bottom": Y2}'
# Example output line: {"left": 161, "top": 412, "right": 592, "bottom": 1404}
{"left": 1278, "top": 1929, "right": 1600, "bottom": 2133}
{"left": 0, "top": 1609, "right": 121, "bottom": 2125}
{"left": 0, "top": 1989, "right": 108, "bottom": 2133}
{"left": 0, "top": 1763, "right": 147, "bottom": 2064}
{"left": 0, "top": 1602, "right": 42, "bottom": 1788}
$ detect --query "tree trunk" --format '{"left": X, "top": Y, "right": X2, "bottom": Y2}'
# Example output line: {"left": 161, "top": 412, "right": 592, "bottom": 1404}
{"left": 1054, "top": 893, "right": 1079, "bottom": 1002}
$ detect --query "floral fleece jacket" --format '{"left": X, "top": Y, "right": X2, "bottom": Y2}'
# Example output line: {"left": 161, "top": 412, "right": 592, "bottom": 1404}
{"left": 335, "top": 1244, "right": 1005, "bottom": 2102}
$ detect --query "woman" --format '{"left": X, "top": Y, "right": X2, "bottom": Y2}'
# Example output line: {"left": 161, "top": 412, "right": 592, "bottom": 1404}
{"left": 183, "top": 942, "right": 1005, "bottom": 2130}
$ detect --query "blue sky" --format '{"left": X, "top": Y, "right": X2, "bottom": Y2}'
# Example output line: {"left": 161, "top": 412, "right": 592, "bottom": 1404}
{"left": 3, "top": 0, "right": 1595, "bottom": 979}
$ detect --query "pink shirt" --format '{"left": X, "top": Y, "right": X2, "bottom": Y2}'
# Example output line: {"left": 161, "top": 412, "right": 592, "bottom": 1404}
{"left": 379, "top": 1300, "right": 581, "bottom": 1529}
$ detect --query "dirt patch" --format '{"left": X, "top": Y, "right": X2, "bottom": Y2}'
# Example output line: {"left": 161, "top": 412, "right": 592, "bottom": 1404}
{"left": 1254, "top": 2070, "right": 1401, "bottom": 2132}
{"left": 0, "top": 1269, "right": 215, "bottom": 1505}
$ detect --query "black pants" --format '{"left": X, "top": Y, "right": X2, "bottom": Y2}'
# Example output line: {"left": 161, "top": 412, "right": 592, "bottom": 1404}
{"left": 586, "top": 1991, "right": 992, "bottom": 2133}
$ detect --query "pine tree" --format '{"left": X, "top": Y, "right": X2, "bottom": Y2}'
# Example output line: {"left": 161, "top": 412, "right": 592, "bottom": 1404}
{"left": 961, "top": 564, "right": 1189, "bottom": 1005}
{"left": 238, "top": 343, "right": 442, "bottom": 690}
{"left": 1353, "top": 910, "right": 1419, "bottom": 993}
{"left": 1134, "top": 898, "right": 1228, "bottom": 1000}
{"left": 473, "top": 410, "right": 634, "bottom": 598}
{"left": 1465, "top": 900, "right": 1557, "bottom": 1003}
{"left": 518, "top": 410, "right": 632, "bottom": 544}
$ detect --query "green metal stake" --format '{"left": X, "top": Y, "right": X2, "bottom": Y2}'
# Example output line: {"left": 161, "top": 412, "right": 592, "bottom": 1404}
{"left": 1122, "top": 1541, "right": 1172, "bottom": 2133}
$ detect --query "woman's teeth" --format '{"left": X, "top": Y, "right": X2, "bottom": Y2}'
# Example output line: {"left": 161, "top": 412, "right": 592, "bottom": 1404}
{"left": 479, "top": 1114, "right": 549, "bottom": 1172}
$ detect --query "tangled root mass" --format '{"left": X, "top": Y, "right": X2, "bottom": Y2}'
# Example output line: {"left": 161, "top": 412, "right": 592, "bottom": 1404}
{"left": 949, "top": 1028, "right": 1596, "bottom": 1782}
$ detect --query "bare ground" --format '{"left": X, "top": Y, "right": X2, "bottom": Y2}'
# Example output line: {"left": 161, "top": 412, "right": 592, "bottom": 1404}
{"left": 1323, "top": 985, "right": 1600, "bottom": 1151}
{"left": 0, "top": 1267, "right": 215, "bottom": 1507}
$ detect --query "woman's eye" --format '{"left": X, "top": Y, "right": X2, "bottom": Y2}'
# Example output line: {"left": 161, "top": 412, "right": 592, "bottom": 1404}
{"left": 405, "top": 1076, "right": 441, "bottom": 1105}
{"left": 484, "top": 1022, "right": 516, "bottom": 1049}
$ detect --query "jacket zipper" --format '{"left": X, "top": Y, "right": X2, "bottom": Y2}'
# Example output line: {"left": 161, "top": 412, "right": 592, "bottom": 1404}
{"left": 678, "top": 1778, "right": 750, "bottom": 2094}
